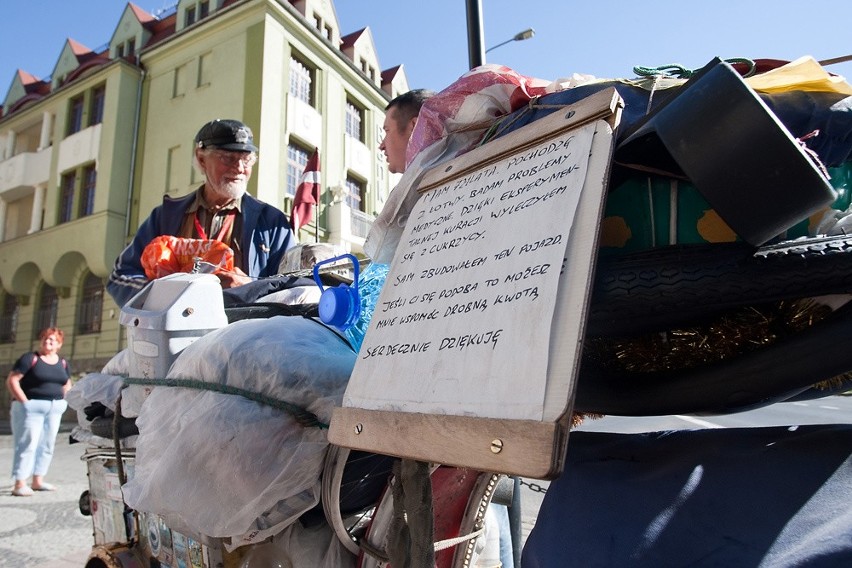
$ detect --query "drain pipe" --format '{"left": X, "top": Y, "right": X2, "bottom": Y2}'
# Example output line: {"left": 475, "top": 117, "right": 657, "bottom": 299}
{"left": 116, "top": 66, "right": 146, "bottom": 351}
{"left": 125, "top": 67, "right": 145, "bottom": 238}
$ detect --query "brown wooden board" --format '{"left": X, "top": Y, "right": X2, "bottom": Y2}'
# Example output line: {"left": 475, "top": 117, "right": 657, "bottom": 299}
{"left": 328, "top": 88, "right": 622, "bottom": 479}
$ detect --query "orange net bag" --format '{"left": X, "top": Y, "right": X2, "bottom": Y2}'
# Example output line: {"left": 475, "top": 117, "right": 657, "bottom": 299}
{"left": 141, "top": 235, "right": 234, "bottom": 280}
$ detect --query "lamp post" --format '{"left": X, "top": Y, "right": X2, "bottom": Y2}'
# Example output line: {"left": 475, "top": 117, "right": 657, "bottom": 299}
{"left": 486, "top": 28, "right": 536, "bottom": 54}
{"left": 466, "top": 0, "right": 486, "bottom": 69}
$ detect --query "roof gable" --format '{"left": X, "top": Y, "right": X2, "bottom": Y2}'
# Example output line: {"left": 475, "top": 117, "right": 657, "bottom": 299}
{"left": 110, "top": 2, "right": 156, "bottom": 59}
{"left": 3, "top": 70, "right": 50, "bottom": 113}
{"left": 50, "top": 39, "right": 97, "bottom": 89}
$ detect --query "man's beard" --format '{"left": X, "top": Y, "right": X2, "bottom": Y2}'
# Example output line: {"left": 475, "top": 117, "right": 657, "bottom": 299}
{"left": 207, "top": 179, "right": 247, "bottom": 203}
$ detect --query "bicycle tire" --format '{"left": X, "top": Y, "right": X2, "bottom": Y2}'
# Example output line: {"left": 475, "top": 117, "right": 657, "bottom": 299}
{"left": 322, "top": 446, "right": 396, "bottom": 557}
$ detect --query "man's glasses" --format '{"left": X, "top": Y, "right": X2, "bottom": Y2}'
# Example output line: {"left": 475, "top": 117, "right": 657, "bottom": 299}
{"left": 208, "top": 149, "right": 258, "bottom": 168}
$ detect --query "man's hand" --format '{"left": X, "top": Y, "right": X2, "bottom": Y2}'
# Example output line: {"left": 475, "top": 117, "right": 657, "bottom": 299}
{"left": 217, "top": 267, "right": 252, "bottom": 288}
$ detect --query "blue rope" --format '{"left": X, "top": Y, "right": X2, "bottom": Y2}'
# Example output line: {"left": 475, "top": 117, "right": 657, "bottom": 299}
{"left": 123, "top": 376, "right": 328, "bottom": 429}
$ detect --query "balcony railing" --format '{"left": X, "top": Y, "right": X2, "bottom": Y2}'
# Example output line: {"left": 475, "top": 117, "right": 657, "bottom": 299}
{"left": 0, "top": 147, "right": 51, "bottom": 195}
{"left": 350, "top": 208, "right": 373, "bottom": 239}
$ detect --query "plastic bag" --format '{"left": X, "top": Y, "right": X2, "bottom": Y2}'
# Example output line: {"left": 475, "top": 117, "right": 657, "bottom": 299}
{"left": 121, "top": 316, "right": 357, "bottom": 550}
{"left": 141, "top": 235, "right": 234, "bottom": 279}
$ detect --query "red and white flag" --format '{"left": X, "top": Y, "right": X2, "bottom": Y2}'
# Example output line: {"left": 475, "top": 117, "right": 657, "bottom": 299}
{"left": 292, "top": 149, "right": 321, "bottom": 231}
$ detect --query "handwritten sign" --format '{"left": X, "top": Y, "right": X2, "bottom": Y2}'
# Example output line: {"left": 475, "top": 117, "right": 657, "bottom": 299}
{"left": 345, "top": 125, "right": 593, "bottom": 420}
{"left": 329, "top": 89, "right": 622, "bottom": 477}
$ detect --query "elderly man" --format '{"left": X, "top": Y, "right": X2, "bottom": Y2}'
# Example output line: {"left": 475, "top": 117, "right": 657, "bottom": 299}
{"left": 107, "top": 119, "right": 295, "bottom": 306}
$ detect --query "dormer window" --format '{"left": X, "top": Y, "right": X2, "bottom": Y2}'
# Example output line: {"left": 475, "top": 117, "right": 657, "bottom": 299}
{"left": 186, "top": 0, "right": 210, "bottom": 27}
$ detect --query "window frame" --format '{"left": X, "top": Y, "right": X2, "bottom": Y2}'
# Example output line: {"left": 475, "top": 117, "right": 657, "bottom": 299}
{"left": 79, "top": 164, "right": 96, "bottom": 217}
{"left": 345, "top": 99, "right": 364, "bottom": 142}
{"left": 345, "top": 175, "right": 365, "bottom": 211}
{"left": 68, "top": 94, "right": 84, "bottom": 136}
{"left": 89, "top": 85, "right": 105, "bottom": 126}
{"left": 77, "top": 273, "right": 104, "bottom": 335}
{"left": 33, "top": 285, "right": 59, "bottom": 339}
{"left": 59, "top": 171, "right": 76, "bottom": 223}
{"left": 286, "top": 143, "right": 310, "bottom": 197}
{"left": 0, "top": 294, "right": 19, "bottom": 344}
{"left": 289, "top": 56, "right": 314, "bottom": 107}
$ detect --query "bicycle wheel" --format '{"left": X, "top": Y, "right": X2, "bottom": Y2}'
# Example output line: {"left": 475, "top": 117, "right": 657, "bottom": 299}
{"left": 357, "top": 466, "right": 504, "bottom": 568}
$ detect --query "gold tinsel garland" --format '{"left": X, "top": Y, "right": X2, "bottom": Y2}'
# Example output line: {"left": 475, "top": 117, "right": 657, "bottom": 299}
{"left": 571, "top": 298, "right": 852, "bottom": 428}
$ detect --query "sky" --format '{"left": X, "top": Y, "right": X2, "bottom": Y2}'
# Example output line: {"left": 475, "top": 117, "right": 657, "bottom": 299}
{"left": 2, "top": 1, "right": 852, "bottom": 99}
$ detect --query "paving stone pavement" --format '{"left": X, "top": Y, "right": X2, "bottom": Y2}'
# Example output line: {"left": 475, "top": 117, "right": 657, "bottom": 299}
{"left": 0, "top": 425, "right": 547, "bottom": 567}
{"left": 0, "top": 428, "right": 93, "bottom": 567}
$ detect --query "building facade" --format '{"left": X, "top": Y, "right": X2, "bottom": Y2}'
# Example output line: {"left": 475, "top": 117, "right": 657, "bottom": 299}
{"left": 0, "top": 0, "right": 409, "bottom": 409}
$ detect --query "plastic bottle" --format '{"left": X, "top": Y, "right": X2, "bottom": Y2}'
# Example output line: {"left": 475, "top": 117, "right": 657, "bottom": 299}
{"left": 313, "top": 255, "right": 389, "bottom": 351}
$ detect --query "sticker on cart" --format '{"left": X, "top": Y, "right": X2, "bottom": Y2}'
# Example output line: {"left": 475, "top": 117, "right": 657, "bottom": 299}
{"left": 104, "top": 472, "right": 124, "bottom": 501}
{"left": 158, "top": 517, "right": 175, "bottom": 565}
{"left": 172, "top": 531, "right": 189, "bottom": 568}
{"left": 187, "top": 537, "right": 204, "bottom": 568}
{"left": 146, "top": 514, "right": 161, "bottom": 557}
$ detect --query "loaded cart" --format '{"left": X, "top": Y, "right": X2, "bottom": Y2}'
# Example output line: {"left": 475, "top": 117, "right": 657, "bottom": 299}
{"left": 69, "top": 56, "right": 852, "bottom": 568}
{"left": 69, "top": 270, "right": 513, "bottom": 568}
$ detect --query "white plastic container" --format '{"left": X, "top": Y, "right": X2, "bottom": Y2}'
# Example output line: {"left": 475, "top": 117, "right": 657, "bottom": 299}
{"left": 119, "top": 273, "right": 228, "bottom": 414}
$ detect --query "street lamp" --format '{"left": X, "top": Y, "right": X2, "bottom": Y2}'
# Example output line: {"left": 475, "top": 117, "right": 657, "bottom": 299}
{"left": 485, "top": 28, "right": 535, "bottom": 54}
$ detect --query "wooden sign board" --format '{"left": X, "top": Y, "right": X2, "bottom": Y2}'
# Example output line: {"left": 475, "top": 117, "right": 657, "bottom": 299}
{"left": 328, "top": 88, "right": 623, "bottom": 479}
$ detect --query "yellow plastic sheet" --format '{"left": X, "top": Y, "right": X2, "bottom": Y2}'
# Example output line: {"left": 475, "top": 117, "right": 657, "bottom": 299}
{"left": 746, "top": 56, "right": 852, "bottom": 95}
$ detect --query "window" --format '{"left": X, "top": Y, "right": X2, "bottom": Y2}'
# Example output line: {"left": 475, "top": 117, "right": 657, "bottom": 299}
{"left": 197, "top": 52, "right": 212, "bottom": 86}
{"left": 116, "top": 44, "right": 125, "bottom": 58}
{"left": 345, "top": 100, "right": 364, "bottom": 142}
{"left": 90, "top": 85, "right": 105, "bottom": 126}
{"left": 34, "top": 285, "right": 58, "bottom": 338}
{"left": 77, "top": 273, "right": 104, "bottom": 335}
{"left": 127, "top": 38, "right": 136, "bottom": 56}
{"left": 0, "top": 294, "right": 18, "bottom": 344}
{"left": 289, "top": 57, "right": 313, "bottom": 106}
{"left": 60, "top": 171, "right": 76, "bottom": 223}
{"left": 166, "top": 146, "right": 182, "bottom": 193}
{"left": 79, "top": 165, "right": 96, "bottom": 216}
{"left": 68, "top": 95, "right": 84, "bottom": 135}
{"left": 345, "top": 176, "right": 364, "bottom": 211}
{"left": 324, "top": 25, "right": 333, "bottom": 40}
{"left": 185, "top": 5, "right": 196, "bottom": 26}
{"left": 313, "top": 15, "right": 321, "bottom": 31}
{"left": 199, "top": 0, "right": 209, "bottom": 19}
{"left": 286, "top": 144, "right": 310, "bottom": 197}
{"left": 173, "top": 64, "right": 186, "bottom": 98}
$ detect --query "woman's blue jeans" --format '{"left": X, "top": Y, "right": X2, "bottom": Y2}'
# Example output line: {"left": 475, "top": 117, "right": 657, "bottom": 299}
{"left": 10, "top": 399, "right": 67, "bottom": 481}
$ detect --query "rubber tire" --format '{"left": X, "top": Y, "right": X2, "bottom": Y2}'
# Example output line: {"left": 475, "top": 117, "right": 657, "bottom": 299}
{"left": 588, "top": 235, "right": 852, "bottom": 337}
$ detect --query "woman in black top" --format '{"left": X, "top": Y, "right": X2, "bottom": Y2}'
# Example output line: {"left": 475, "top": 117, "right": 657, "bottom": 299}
{"left": 6, "top": 327, "right": 71, "bottom": 496}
